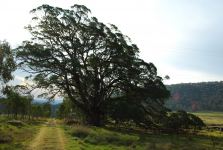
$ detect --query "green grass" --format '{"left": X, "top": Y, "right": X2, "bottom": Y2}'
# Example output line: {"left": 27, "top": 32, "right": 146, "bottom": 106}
{"left": 193, "top": 112, "right": 223, "bottom": 126}
{"left": 65, "top": 126, "right": 223, "bottom": 150}
{"left": 0, "top": 115, "right": 43, "bottom": 150}
{"left": 64, "top": 112, "right": 223, "bottom": 150}
{"left": 1, "top": 112, "right": 223, "bottom": 150}
{"left": 65, "top": 125, "right": 138, "bottom": 150}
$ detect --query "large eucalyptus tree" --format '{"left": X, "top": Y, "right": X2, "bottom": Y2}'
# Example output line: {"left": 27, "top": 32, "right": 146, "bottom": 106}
{"left": 17, "top": 4, "right": 169, "bottom": 126}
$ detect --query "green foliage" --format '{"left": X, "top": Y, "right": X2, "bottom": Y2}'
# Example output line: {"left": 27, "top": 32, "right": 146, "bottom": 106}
{"left": 163, "top": 110, "right": 205, "bottom": 130}
{"left": 42, "top": 102, "right": 52, "bottom": 117}
{"left": 57, "top": 97, "right": 85, "bottom": 124}
{"left": 31, "top": 103, "right": 52, "bottom": 118}
{"left": 1, "top": 86, "right": 52, "bottom": 119}
{"left": 107, "top": 85, "right": 170, "bottom": 128}
{"left": 166, "top": 81, "right": 223, "bottom": 111}
{"left": 57, "top": 98, "right": 74, "bottom": 119}
{"left": 17, "top": 3, "right": 169, "bottom": 126}
{"left": 2, "top": 86, "right": 33, "bottom": 118}
{"left": 108, "top": 97, "right": 146, "bottom": 125}
{"left": 188, "top": 113, "right": 205, "bottom": 129}
{"left": 0, "top": 40, "right": 16, "bottom": 83}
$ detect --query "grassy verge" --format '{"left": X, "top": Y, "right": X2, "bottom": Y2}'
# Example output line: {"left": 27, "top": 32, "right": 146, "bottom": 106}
{"left": 64, "top": 125, "right": 223, "bottom": 150}
{"left": 0, "top": 116, "right": 44, "bottom": 150}
{"left": 64, "top": 125, "right": 138, "bottom": 150}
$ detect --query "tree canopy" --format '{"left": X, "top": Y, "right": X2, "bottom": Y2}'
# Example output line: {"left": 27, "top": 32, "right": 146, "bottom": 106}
{"left": 0, "top": 41, "right": 16, "bottom": 83}
{"left": 17, "top": 4, "right": 170, "bottom": 126}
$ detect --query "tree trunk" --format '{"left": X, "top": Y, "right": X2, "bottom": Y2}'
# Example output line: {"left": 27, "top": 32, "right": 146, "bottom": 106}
{"left": 86, "top": 110, "right": 104, "bottom": 126}
{"left": 70, "top": 96, "right": 105, "bottom": 126}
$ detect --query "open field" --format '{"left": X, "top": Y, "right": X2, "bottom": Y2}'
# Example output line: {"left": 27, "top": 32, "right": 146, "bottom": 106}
{"left": 193, "top": 112, "right": 223, "bottom": 126}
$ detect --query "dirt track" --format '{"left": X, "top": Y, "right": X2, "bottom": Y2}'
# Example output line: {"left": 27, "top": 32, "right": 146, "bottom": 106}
{"left": 28, "top": 120, "right": 66, "bottom": 150}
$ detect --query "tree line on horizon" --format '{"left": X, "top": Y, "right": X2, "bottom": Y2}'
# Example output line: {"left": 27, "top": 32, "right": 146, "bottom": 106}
{"left": 0, "top": 86, "right": 52, "bottom": 119}
{"left": 0, "top": 4, "right": 205, "bottom": 131}
{"left": 166, "top": 82, "right": 223, "bottom": 112}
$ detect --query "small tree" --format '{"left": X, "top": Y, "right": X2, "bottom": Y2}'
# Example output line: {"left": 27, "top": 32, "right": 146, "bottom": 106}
{"left": 0, "top": 41, "right": 16, "bottom": 83}
{"left": 42, "top": 102, "right": 52, "bottom": 118}
{"left": 3, "top": 86, "right": 34, "bottom": 119}
{"left": 57, "top": 98, "right": 73, "bottom": 119}
{"left": 188, "top": 113, "right": 205, "bottom": 130}
{"left": 31, "top": 104, "right": 43, "bottom": 119}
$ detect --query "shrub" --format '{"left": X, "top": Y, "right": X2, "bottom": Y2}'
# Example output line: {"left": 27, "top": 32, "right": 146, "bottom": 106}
{"left": 188, "top": 113, "right": 205, "bottom": 129}
{"left": 163, "top": 110, "right": 205, "bottom": 131}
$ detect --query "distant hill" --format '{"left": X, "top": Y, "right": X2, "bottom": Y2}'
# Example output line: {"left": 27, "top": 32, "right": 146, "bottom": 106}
{"left": 166, "top": 81, "right": 223, "bottom": 111}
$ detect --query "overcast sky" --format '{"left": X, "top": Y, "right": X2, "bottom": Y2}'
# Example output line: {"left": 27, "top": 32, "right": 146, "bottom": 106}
{"left": 1, "top": 0, "right": 223, "bottom": 85}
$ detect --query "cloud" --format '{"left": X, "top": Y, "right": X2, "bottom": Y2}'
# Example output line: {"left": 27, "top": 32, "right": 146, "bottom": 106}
{"left": 162, "top": 65, "right": 223, "bottom": 84}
